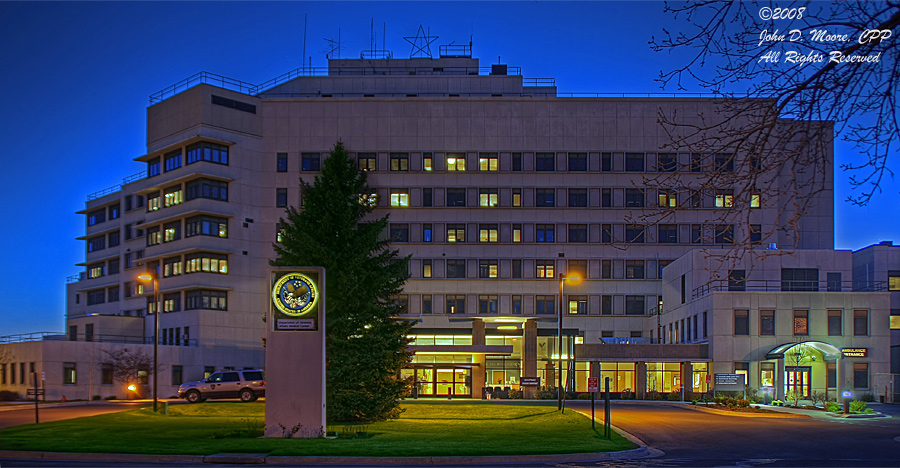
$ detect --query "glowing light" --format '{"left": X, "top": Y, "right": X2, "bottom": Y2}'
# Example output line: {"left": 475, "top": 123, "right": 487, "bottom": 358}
{"left": 565, "top": 274, "right": 582, "bottom": 285}
{"left": 127, "top": 384, "right": 137, "bottom": 392}
{"left": 497, "top": 325, "right": 518, "bottom": 331}
{"left": 137, "top": 273, "right": 154, "bottom": 282}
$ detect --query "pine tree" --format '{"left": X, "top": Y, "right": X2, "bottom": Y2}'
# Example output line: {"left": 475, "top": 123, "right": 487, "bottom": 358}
{"left": 271, "top": 141, "right": 412, "bottom": 422}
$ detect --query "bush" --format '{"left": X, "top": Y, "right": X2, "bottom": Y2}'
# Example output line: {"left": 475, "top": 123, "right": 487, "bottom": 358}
{"left": 826, "top": 401, "right": 841, "bottom": 413}
{"left": 850, "top": 400, "right": 867, "bottom": 414}
{"left": 691, "top": 400, "right": 698, "bottom": 405}
{"left": 620, "top": 389, "right": 634, "bottom": 400}
{"left": 0, "top": 390, "right": 20, "bottom": 401}
{"left": 507, "top": 388, "right": 523, "bottom": 400}
{"left": 104, "top": 395, "right": 117, "bottom": 400}
{"left": 92, "top": 395, "right": 102, "bottom": 401}
{"left": 577, "top": 393, "right": 593, "bottom": 400}
{"left": 771, "top": 400, "right": 784, "bottom": 406}
{"left": 735, "top": 399, "right": 750, "bottom": 408}
{"left": 667, "top": 392, "right": 681, "bottom": 401}
{"left": 860, "top": 393, "right": 875, "bottom": 402}
{"left": 535, "top": 388, "right": 557, "bottom": 400}
{"left": 644, "top": 390, "right": 660, "bottom": 400}
{"left": 865, "top": 408, "right": 875, "bottom": 414}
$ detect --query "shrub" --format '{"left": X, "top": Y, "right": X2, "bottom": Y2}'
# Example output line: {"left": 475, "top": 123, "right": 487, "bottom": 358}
{"left": 691, "top": 400, "right": 698, "bottom": 405}
{"left": 826, "top": 401, "right": 841, "bottom": 412}
{"left": 507, "top": 389, "right": 523, "bottom": 400}
{"left": 0, "top": 390, "right": 19, "bottom": 401}
{"left": 771, "top": 399, "right": 784, "bottom": 406}
{"left": 667, "top": 392, "right": 681, "bottom": 401}
{"left": 735, "top": 399, "right": 750, "bottom": 408}
{"left": 104, "top": 395, "right": 117, "bottom": 400}
{"left": 646, "top": 390, "right": 661, "bottom": 401}
{"left": 809, "top": 390, "right": 826, "bottom": 407}
{"left": 860, "top": 393, "right": 875, "bottom": 402}
{"left": 865, "top": 408, "right": 875, "bottom": 414}
{"left": 92, "top": 395, "right": 102, "bottom": 401}
{"left": 850, "top": 400, "right": 867, "bottom": 414}
{"left": 620, "top": 389, "right": 633, "bottom": 400}
{"left": 535, "top": 388, "right": 557, "bottom": 400}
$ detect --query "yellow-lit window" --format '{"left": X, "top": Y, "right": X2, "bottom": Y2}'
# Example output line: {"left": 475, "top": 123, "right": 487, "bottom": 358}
{"left": 658, "top": 190, "right": 676, "bottom": 208}
{"left": 88, "top": 265, "right": 103, "bottom": 279}
{"left": 147, "top": 195, "right": 160, "bottom": 212}
{"left": 569, "top": 297, "right": 587, "bottom": 315}
{"left": 423, "top": 260, "right": 432, "bottom": 278}
{"left": 891, "top": 316, "right": 900, "bottom": 329}
{"left": 715, "top": 190, "right": 734, "bottom": 208}
{"left": 512, "top": 224, "right": 522, "bottom": 243}
{"left": 447, "top": 225, "right": 465, "bottom": 243}
{"left": 750, "top": 192, "right": 761, "bottom": 208}
{"left": 423, "top": 153, "right": 433, "bottom": 172}
{"left": 479, "top": 153, "right": 499, "bottom": 172}
{"left": 479, "top": 190, "right": 499, "bottom": 208}
{"left": 512, "top": 189, "right": 521, "bottom": 207}
{"left": 447, "top": 153, "right": 466, "bottom": 171}
{"left": 390, "top": 190, "right": 409, "bottom": 207}
{"left": 276, "top": 228, "right": 285, "bottom": 243}
{"left": 137, "top": 284, "right": 145, "bottom": 295}
{"left": 479, "top": 225, "right": 498, "bottom": 243}
{"left": 164, "top": 186, "right": 183, "bottom": 207}
{"left": 536, "top": 261, "right": 555, "bottom": 278}
{"left": 890, "top": 274, "right": 900, "bottom": 291}
{"left": 164, "top": 227, "right": 177, "bottom": 242}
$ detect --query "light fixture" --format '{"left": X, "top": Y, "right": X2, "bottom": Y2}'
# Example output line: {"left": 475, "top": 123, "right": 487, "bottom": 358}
{"left": 497, "top": 325, "right": 518, "bottom": 331}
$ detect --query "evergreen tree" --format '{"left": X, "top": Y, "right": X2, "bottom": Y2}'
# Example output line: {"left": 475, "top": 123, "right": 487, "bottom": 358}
{"left": 272, "top": 141, "right": 412, "bottom": 422}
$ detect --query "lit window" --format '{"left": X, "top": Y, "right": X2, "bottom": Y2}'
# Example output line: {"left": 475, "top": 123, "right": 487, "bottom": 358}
{"left": 163, "top": 221, "right": 181, "bottom": 242}
{"left": 390, "top": 153, "right": 409, "bottom": 171}
{"left": 512, "top": 188, "right": 522, "bottom": 207}
{"left": 146, "top": 227, "right": 161, "bottom": 246}
{"left": 147, "top": 192, "right": 160, "bottom": 212}
{"left": 87, "top": 263, "right": 104, "bottom": 279}
{"left": 390, "top": 189, "right": 410, "bottom": 207}
{"left": 479, "top": 224, "right": 498, "bottom": 243}
{"left": 658, "top": 190, "right": 677, "bottom": 208}
{"left": 185, "top": 253, "right": 228, "bottom": 275}
{"left": 536, "top": 260, "right": 555, "bottom": 278}
{"left": 423, "top": 259, "right": 432, "bottom": 278}
{"left": 512, "top": 224, "right": 522, "bottom": 243}
{"left": 185, "top": 216, "right": 228, "bottom": 238}
{"left": 358, "top": 153, "right": 376, "bottom": 172}
{"left": 423, "top": 224, "right": 432, "bottom": 242}
{"left": 164, "top": 257, "right": 183, "bottom": 277}
{"left": 536, "top": 224, "right": 555, "bottom": 243}
{"left": 890, "top": 270, "right": 900, "bottom": 291}
{"left": 479, "top": 153, "right": 498, "bottom": 171}
{"left": 447, "top": 224, "right": 466, "bottom": 243}
{"left": 447, "top": 153, "right": 466, "bottom": 171}
{"left": 479, "top": 260, "right": 499, "bottom": 278}
{"left": 479, "top": 189, "right": 499, "bottom": 207}
{"left": 568, "top": 296, "right": 587, "bottom": 314}
{"left": 423, "top": 153, "right": 433, "bottom": 171}
{"left": 750, "top": 192, "right": 761, "bottom": 208}
{"left": 715, "top": 189, "right": 734, "bottom": 208}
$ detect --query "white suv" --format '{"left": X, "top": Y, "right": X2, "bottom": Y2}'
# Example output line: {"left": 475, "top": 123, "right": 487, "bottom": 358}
{"left": 178, "top": 369, "right": 265, "bottom": 403}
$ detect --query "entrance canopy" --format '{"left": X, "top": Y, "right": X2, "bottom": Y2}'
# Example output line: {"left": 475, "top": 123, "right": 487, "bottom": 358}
{"left": 765, "top": 341, "right": 841, "bottom": 360}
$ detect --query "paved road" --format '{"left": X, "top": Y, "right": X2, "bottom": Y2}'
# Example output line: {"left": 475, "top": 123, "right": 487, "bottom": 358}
{"left": 0, "top": 401, "right": 145, "bottom": 429}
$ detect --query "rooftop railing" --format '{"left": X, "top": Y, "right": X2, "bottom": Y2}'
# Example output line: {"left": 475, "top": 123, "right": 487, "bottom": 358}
{"left": 149, "top": 71, "right": 258, "bottom": 104}
{"left": 85, "top": 171, "right": 144, "bottom": 202}
{"left": 692, "top": 279, "right": 888, "bottom": 299}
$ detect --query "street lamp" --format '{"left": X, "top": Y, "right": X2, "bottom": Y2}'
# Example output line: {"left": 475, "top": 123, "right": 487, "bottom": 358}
{"left": 558, "top": 272, "right": 581, "bottom": 411}
{"left": 137, "top": 271, "right": 160, "bottom": 413}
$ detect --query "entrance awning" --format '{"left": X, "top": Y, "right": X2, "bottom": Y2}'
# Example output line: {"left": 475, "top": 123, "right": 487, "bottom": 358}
{"left": 765, "top": 341, "right": 841, "bottom": 360}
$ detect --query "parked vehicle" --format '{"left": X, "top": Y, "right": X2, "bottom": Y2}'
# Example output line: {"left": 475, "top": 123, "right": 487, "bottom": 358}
{"left": 178, "top": 369, "right": 265, "bottom": 403}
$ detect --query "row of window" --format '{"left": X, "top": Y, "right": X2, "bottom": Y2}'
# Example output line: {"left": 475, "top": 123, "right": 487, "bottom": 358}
{"left": 733, "top": 309, "right": 870, "bottom": 337}
{"left": 148, "top": 141, "right": 230, "bottom": 177}
{"left": 417, "top": 258, "right": 670, "bottom": 280}
{"left": 87, "top": 204, "right": 120, "bottom": 226}
{"left": 279, "top": 151, "right": 746, "bottom": 174}
{"left": 0, "top": 362, "right": 35, "bottom": 386}
{"left": 403, "top": 293, "right": 650, "bottom": 316}
{"left": 145, "top": 215, "right": 228, "bottom": 247}
{"left": 146, "top": 179, "right": 228, "bottom": 213}
{"left": 162, "top": 253, "right": 229, "bottom": 277}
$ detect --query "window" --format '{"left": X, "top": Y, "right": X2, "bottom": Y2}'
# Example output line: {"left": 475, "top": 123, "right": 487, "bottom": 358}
{"left": 512, "top": 295, "right": 522, "bottom": 314}
{"left": 625, "top": 260, "right": 644, "bottom": 279}
{"left": 390, "top": 189, "right": 410, "bottom": 207}
{"left": 479, "top": 189, "right": 499, "bottom": 207}
{"left": 601, "top": 224, "right": 612, "bottom": 243}
{"left": 703, "top": 311, "right": 708, "bottom": 338}
{"left": 734, "top": 362, "right": 749, "bottom": 386}
{"left": 658, "top": 189, "right": 677, "bottom": 208}
{"left": 186, "top": 178, "right": 228, "bottom": 201}
{"left": 479, "top": 153, "right": 499, "bottom": 171}
{"left": 854, "top": 310, "right": 868, "bottom": 336}
{"left": 276, "top": 188, "right": 287, "bottom": 207}
{"left": 658, "top": 224, "right": 678, "bottom": 244}
{"left": 714, "top": 153, "right": 734, "bottom": 172}
{"left": 512, "top": 188, "right": 522, "bottom": 207}
{"left": 163, "top": 257, "right": 183, "bottom": 277}
{"left": 691, "top": 224, "right": 703, "bottom": 244}
{"left": 447, "top": 224, "right": 466, "bottom": 243}
{"left": 601, "top": 260, "right": 612, "bottom": 279}
{"left": 512, "top": 224, "right": 522, "bottom": 243}
{"left": 535, "top": 152, "right": 555, "bottom": 171}
{"left": 164, "top": 150, "right": 182, "bottom": 172}
{"left": 390, "top": 223, "right": 409, "bottom": 242}
{"left": 689, "top": 153, "right": 702, "bottom": 172}
{"left": 479, "top": 224, "right": 499, "bottom": 243}
{"left": 108, "top": 230, "right": 120, "bottom": 248}
{"left": 172, "top": 366, "right": 184, "bottom": 386}
{"left": 423, "top": 153, "right": 433, "bottom": 171}
{"left": 625, "top": 296, "right": 645, "bottom": 315}
{"left": 422, "top": 259, "right": 432, "bottom": 278}
{"left": 478, "top": 259, "right": 498, "bottom": 278}
{"left": 88, "top": 209, "right": 105, "bottom": 226}
{"left": 568, "top": 153, "right": 587, "bottom": 171}
{"left": 760, "top": 310, "right": 775, "bottom": 335}
{"left": 827, "top": 272, "right": 842, "bottom": 292}
{"left": 601, "top": 152, "right": 612, "bottom": 172}
{"left": 148, "top": 156, "right": 161, "bottom": 177}
{"left": 185, "top": 216, "right": 228, "bottom": 238}
{"left": 690, "top": 190, "right": 702, "bottom": 208}
{"left": 625, "top": 189, "right": 644, "bottom": 207}
{"left": 601, "top": 295, "right": 613, "bottom": 315}
{"left": 890, "top": 270, "right": 900, "bottom": 291}
{"left": 163, "top": 221, "right": 181, "bottom": 243}
{"left": 512, "top": 259, "right": 522, "bottom": 278}
{"left": 568, "top": 295, "right": 587, "bottom": 314}
{"left": 301, "top": 153, "right": 321, "bottom": 171}
{"left": 512, "top": 152, "right": 522, "bottom": 171}
{"left": 446, "top": 153, "right": 466, "bottom": 171}
{"left": 185, "top": 253, "right": 228, "bottom": 274}
{"left": 108, "top": 258, "right": 119, "bottom": 275}
{"left": 357, "top": 152, "right": 377, "bottom": 172}
{"left": 734, "top": 310, "right": 749, "bottom": 335}
{"left": 569, "top": 188, "right": 587, "bottom": 207}
{"left": 625, "top": 153, "right": 644, "bottom": 172}
{"left": 536, "top": 224, "right": 555, "bottom": 243}
{"left": 601, "top": 188, "right": 612, "bottom": 207}
{"left": 390, "top": 153, "right": 409, "bottom": 171}
{"left": 828, "top": 310, "right": 842, "bottom": 336}
{"left": 63, "top": 362, "right": 76, "bottom": 385}
{"left": 568, "top": 260, "right": 587, "bottom": 279}
{"left": 277, "top": 152, "right": 288, "bottom": 172}
{"left": 625, "top": 224, "right": 644, "bottom": 243}
{"left": 728, "top": 270, "right": 746, "bottom": 291}
{"left": 750, "top": 191, "right": 761, "bottom": 208}
{"left": 826, "top": 362, "right": 836, "bottom": 388}
{"left": 657, "top": 153, "right": 676, "bottom": 172}
{"left": 536, "top": 260, "right": 555, "bottom": 279}
{"left": 715, "top": 189, "right": 734, "bottom": 208}
{"left": 146, "top": 226, "right": 161, "bottom": 246}
{"left": 479, "top": 295, "right": 498, "bottom": 313}
{"left": 793, "top": 310, "right": 809, "bottom": 336}
{"left": 447, "top": 259, "right": 466, "bottom": 278}
{"left": 108, "top": 204, "right": 120, "bottom": 220}
{"left": 423, "top": 224, "right": 432, "bottom": 243}
{"left": 854, "top": 363, "right": 869, "bottom": 389}
{"left": 446, "top": 295, "right": 465, "bottom": 314}
{"left": 446, "top": 188, "right": 466, "bottom": 207}
{"left": 715, "top": 224, "right": 734, "bottom": 244}
{"left": 536, "top": 188, "right": 555, "bottom": 207}
{"left": 87, "top": 289, "right": 105, "bottom": 305}
{"left": 185, "top": 289, "right": 227, "bottom": 310}
{"left": 569, "top": 224, "right": 587, "bottom": 243}
{"left": 422, "top": 295, "right": 432, "bottom": 314}
{"left": 782, "top": 268, "right": 819, "bottom": 291}
{"left": 163, "top": 292, "right": 181, "bottom": 313}
{"left": 101, "top": 364, "right": 113, "bottom": 385}
{"left": 88, "top": 235, "right": 105, "bottom": 253}
{"left": 536, "top": 296, "right": 555, "bottom": 314}
{"left": 750, "top": 224, "right": 762, "bottom": 245}
{"left": 186, "top": 141, "right": 228, "bottom": 165}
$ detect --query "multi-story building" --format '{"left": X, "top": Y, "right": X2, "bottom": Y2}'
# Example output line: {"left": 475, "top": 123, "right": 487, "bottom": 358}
{"left": 1, "top": 51, "right": 893, "bottom": 402}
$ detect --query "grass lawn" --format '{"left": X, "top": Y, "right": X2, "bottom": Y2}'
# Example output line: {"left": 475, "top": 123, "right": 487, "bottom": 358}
{"left": 0, "top": 401, "right": 635, "bottom": 456}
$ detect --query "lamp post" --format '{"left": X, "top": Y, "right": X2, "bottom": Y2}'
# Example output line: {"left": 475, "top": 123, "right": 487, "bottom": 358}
{"left": 137, "top": 271, "right": 160, "bottom": 413}
{"left": 557, "top": 272, "right": 581, "bottom": 411}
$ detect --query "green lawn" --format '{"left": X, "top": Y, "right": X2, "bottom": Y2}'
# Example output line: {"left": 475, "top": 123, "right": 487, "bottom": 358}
{"left": 0, "top": 401, "right": 635, "bottom": 456}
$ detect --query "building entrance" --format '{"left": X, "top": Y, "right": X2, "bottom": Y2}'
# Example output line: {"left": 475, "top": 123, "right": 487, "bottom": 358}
{"left": 785, "top": 366, "right": 811, "bottom": 398}
{"left": 413, "top": 365, "right": 471, "bottom": 397}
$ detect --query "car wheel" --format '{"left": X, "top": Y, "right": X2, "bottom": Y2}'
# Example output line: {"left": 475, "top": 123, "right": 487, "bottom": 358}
{"left": 186, "top": 390, "right": 202, "bottom": 403}
{"left": 240, "top": 389, "right": 255, "bottom": 402}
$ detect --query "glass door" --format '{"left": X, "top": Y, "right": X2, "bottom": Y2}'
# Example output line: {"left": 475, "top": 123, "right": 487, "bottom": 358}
{"left": 416, "top": 368, "right": 434, "bottom": 396}
{"left": 454, "top": 368, "right": 470, "bottom": 397}
{"left": 436, "top": 369, "right": 454, "bottom": 396}
{"left": 785, "top": 366, "right": 811, "bottom": 398}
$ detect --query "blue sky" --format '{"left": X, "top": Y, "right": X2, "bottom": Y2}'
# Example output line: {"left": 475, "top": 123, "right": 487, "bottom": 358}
{"left": 0, "top": 1, "right": 896, "bottom": 336}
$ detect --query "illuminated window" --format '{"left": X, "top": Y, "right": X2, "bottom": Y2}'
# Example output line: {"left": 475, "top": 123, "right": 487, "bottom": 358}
{"left": 890, "top": 316, "right": 900, "bottom": 330}
{"left": 147, "top": 192, "right": 160, "bottom": 212}
{"left": 536, "top": 260, "right": 555, "bottom": 278}
{"left": 793, "top": 310, "right": 808, "bottom": 336}
{"left": 63, "top": 362, "right": 76, "bottom": 385}
{"left": 447, "top": 224, "right": 466, "bottom": 243}
{"left": 512, "top": 224, "right": 522, "bottom": 243}
{"left": 423, "top": 224, "right": 432, "bottom": 242}
{"left": 479, "top": 224, "right": 498, "bottom": 243}
{"left": 750, "top": 191, "right": 761, "bottom": 208}
{"left": 568, "top": 296, "right": 587, "bottom": 314}
{"left": 423, "top": 259, "right": 432, "bottom": 278}
{"left": 185, "top": 253, "right": 228, "bottom": 275}
{"left": 163, "top": 292, "right": 181, "bottom": 313}
{"left": 479, "top": 153, "right": 498, "bottom": 172}
{"left": 163, "top": 257, "right": 183, "bottom": 277}
{"left": 87, "top": 263, "right": 104, "bottom": 279}
{"left": 390, "top": 189, "right": 410, "bottom": 207}
{"left": 479, "top": 260, "right": 499, "bottom": 278}
{"left": 479, "top": 189, "right": 499, "bottom": 207}
{"left": 446, "top": 295, "right": 465, "bottom": 314}
{"left": 536, "top": 224, "right": 555, "bottom": 243}
{"left": 447, "top": 153, "right": 466, "bottom": 171}
{"left": 715, "top": 189, "right": 734, "bottom": 208}
{"left": 163, "top": 221, "right": 181, "bottom": 243}
{"left": 276, "top": 226, "right": 285, "bottom": 243}
{"left": 658, "top": 189, "right": 677, "bottom": 208}
{"left": 890, "top": 270, "right": 900, "bottom": 291}
{"left": 512, "top": 188, "right": 522, "bottom": 207}
{"left": 185, "top": 216, "right": 227, "bottom": 238}
{"left": 390, "top": 153, "right": 409, "bottom": 171}
{"left": 146, "top": 227, "right": 161, "bottom": 246}
{"left": 423, "top": 152, "right": 433, "bottom": 171}
{"left": 358, "top": 153, "right": 376, "bottom": 171}
{"left": 359, "top": 191, "right": 378, "bottom": 208}
{"left": 478, "top": 295, "right": 498, "bottom": 314}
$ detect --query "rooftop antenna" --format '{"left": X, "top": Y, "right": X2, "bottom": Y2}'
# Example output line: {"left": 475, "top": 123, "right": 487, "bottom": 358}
{"left": 302, "top": 13, "right": 308, "bottom": 72}
{"left": 322, "top": 28, "right": 344, "bottom": 60}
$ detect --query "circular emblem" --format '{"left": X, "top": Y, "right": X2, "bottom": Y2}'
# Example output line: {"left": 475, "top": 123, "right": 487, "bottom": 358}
{"left": 272, "top": 273, "right": 319, "bottom": 316}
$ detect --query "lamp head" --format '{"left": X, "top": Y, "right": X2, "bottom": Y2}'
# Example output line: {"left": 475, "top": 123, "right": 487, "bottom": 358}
{"left": 137, "top": 273, "right": 154, "bottom": 283}
{"left": 565, "top": 273, "right": 582, "bottom": 285}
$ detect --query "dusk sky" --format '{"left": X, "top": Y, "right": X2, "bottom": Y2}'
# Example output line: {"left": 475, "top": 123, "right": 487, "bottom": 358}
{"left": 0, "top": 1, "right": 897, "bottom": 337}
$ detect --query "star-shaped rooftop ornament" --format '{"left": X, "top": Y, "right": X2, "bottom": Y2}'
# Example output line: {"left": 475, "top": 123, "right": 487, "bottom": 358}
{"left": 404, "top": 25, "right": 438, "bottom": 59}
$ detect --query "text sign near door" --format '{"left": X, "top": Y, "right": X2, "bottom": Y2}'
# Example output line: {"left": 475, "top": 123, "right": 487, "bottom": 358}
{"left": 265, "top": 267, "right": 325, "bottom": 438}
{"left": 714, "top": 373, "right": 745, "bottom": 391}
{"left": 520, "top": 377, "right": 541, "bottom": 386}
{"left": 588, "top": 377, "right": 599, "bottom": 393}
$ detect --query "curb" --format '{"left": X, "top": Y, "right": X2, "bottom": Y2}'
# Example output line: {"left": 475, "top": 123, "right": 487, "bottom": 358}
{"left": 677, "top": 403, "right": 811, "bottom": 418}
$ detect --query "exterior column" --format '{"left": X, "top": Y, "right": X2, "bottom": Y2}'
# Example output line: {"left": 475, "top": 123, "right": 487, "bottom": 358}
{"left": 681, "top": 361, "right": 693, "bottom": 401}
{"left": 472, "top": 319, "right": 486, "bottom": 399}
{"left": 522, "top": 319, "right": 538, "bottom": 398}
{"left": 835, "top": 355, "right": 843, "bottom": 402}
{"left": 776, "top": 358, "right": 786, "bottom": 400}
{"left": 472, "top": 319, "right": 486, "bottom": 346}
{"left": 636, "top": 361, "right": 646, "bottom": 399}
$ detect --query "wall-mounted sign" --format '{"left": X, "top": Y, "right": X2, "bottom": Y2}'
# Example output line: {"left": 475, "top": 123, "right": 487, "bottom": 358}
{"left": 520, "top": 377, "right": 541, "bottom": 386}
{"left": 271, "top": 271, "right": 320, "bottom": 331}
{"left": 841, "top": 348, "right": 867, "bottom": 358}
{"left": 714, "top": 373, "right": 745, "bottom": 391}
